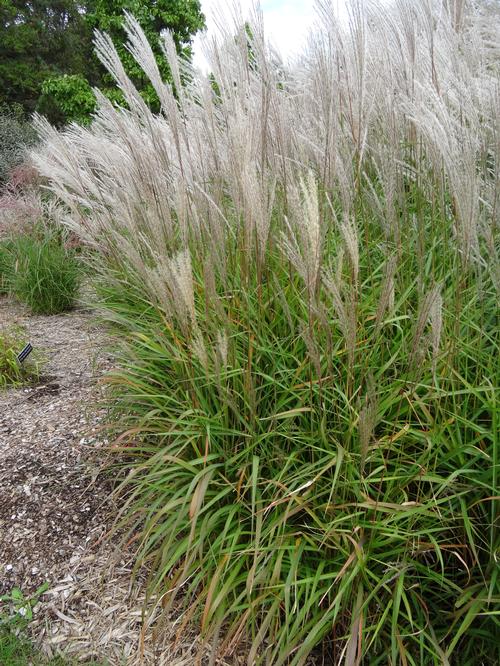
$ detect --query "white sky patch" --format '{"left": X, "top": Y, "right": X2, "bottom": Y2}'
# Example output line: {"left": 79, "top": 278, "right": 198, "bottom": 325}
{"left": 260, "top": 0, "right": 316, "bottom": 58}
{"left": 192, "top": 1, "right": 348, "bottom": 72}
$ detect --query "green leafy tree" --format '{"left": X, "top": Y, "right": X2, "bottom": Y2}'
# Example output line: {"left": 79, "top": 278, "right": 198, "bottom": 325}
{"left": 39, "top": 74, "right": 97, "bottom": 125}
{"left": 0, "top": 1, "right": 92, "bottom": 113}
{"left": 0, "top": 1, "right": 205, "bottom": 125}
{"left": 84, "top": 0, "right": 205, "bottom": 111}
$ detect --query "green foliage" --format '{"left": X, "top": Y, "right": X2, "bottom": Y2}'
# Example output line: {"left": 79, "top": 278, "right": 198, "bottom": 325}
{"left": 0, "top": 1, "right": 205, "bottom": 124}
{"left": 87, "top": 0, "right": 205, "bottom": 53}
{"left": 0, "top": 629, "right": 36, "bottom": 666}
{"left": 39, "top": 75, "right": 97, "bottom": 126}
{"left": 0, "top": 2, "right": 92, "bottom": 114}
{"left": 0, "top": 104, "right": 37, "bottom": 185}
{"left": 0, "top": 323, "right": 41, "bottom": 389}
{"left": 92, "top": 0, "right": 204, "bottom": 111}
{"left": 10, "top": 231, "right": 81, "bottom": 315}
{"left": 0, "top": 584, "right": 49, "bottom": 630}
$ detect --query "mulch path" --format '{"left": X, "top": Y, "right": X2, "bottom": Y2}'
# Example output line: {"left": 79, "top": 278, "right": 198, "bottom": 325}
{"left": 0, "top": 298, "right": 218, "bottom": 665}
{"left": 0, "top": 298, "right": 258, "bottom": 664}
{"left": 0, "top": 298, "right": 112, "bottom": 599}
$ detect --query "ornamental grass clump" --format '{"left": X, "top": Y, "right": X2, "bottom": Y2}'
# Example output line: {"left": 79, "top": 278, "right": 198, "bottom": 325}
{"left": 32, "top": 1, "right": 499, "bottom": 663}
{"left": 10, "top": 229, "right": 81, "bottom": 315}
{"left": 0, "top": 174, "right": 82, "bottom": 313}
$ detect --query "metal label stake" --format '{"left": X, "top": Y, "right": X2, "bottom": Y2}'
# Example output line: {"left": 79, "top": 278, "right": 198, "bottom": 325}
{"left": 18, "top": 343, "right": 33, "bottom": 364}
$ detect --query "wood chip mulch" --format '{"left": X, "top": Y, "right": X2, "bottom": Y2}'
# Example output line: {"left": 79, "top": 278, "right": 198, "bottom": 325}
{"left": 0, "top": 298, "right": 112, "bottom": 598}
{"left": 0, "top": 297, "right": 225, "bottom": 665}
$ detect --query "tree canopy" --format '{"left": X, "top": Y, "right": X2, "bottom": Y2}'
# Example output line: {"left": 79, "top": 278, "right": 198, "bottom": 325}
{"left": 0, "top": 0, "right": 205, "bottom": 124}
{"left": 0, "top": 1, "right": 91, "bottom": 113}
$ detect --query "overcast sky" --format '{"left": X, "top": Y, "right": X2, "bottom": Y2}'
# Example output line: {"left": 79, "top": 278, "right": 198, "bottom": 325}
{"left": 192, "top": 1, "right": 330, "bottom": 71}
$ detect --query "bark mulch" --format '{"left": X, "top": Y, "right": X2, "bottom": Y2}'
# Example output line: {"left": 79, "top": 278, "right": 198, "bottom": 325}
{"left": 0, "top": 298, "right": 221, "bottom": 665}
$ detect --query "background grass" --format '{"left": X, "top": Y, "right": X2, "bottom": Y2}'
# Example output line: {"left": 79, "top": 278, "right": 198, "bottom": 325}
{"left": 0, "top": 238, "right": 15, "bottom": 294}
{"left": 8, "top": 229, "right": 81, "bottom": 315}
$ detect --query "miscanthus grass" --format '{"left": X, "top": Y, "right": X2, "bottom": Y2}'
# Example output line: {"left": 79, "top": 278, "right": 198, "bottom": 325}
{"left": 32, "top": 1, "right": 499, "bottom": 663}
